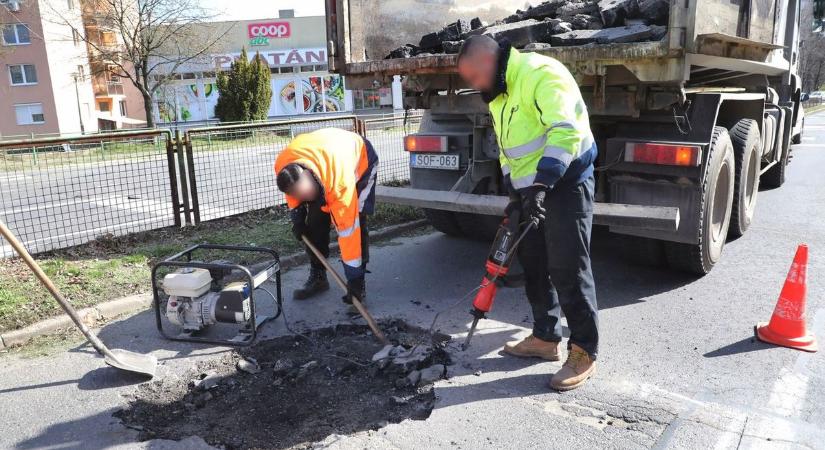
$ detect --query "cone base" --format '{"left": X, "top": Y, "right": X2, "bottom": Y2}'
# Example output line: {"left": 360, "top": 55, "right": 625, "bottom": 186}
{"left": 755, "top": 322, "right": 818, "bottom": 353}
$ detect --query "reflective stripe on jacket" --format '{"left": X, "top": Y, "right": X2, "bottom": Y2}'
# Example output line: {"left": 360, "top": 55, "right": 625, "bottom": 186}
{"left": 274, "top": 128, "right": 377, "bottom": 280}
{"left": 489, "top": 47, "right": 596, "bottom": 191}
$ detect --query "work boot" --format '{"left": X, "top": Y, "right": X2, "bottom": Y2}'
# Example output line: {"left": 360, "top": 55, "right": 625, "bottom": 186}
{"left": 345, "top": 281, "right": 367, "bottom": 314}
{"left": 549, "top": 344, "right": 596, "bottom": 391}
{"left": 293, "top": 266, "right": 329, "bottom": 300}
{"left": 502, "top": 335, "right": 561, "bottom": 361}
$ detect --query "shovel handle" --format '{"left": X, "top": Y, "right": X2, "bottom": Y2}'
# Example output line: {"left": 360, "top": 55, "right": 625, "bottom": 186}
{"left": 301, "top": 236, "right": 388, "bottom": 345}
{"left": 0, "top": 220, "right": 117, "bottom": 359}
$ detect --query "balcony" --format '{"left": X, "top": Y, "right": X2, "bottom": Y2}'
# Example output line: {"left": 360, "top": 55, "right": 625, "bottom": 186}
{"left": 93, "top": 80, "right": 125, "bottom": 97}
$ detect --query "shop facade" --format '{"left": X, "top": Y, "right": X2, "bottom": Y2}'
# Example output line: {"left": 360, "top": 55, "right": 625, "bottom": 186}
{"left": 151, "top": 15, "right": 401, "bottom": 125}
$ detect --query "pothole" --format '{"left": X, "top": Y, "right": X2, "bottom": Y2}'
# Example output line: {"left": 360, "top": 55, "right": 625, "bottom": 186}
{"left": 115, "top": 320, "right": 451, "bottom": 449}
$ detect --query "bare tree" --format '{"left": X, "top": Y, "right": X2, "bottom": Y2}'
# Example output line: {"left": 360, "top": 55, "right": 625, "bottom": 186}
{"left": 801, "top": 0, "right": 825, "bottom": 92}
{"left": 45, "top": 0, "right": 229, "bottom": 127}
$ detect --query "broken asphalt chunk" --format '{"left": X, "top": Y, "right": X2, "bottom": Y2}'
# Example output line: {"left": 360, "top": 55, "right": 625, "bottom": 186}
{"left": 550, "top": 24, "right": 651, "bottom": 46}
{"left": 599, "top": 0, "right": 639, "bottom": 27}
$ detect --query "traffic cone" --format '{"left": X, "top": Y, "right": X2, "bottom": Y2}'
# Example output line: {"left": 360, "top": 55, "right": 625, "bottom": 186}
{"left": 755, "top": 244, "right": 817, "bottom": 352}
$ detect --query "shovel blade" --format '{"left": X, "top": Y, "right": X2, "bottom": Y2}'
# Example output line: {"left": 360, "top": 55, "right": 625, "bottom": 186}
{"left": 104, "top": 349, "right": 158, "bottom": 378}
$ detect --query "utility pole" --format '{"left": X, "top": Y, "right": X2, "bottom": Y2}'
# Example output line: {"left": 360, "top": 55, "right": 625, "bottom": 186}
{"left": 73, "top": 73, "right": 86, "bottom": 134}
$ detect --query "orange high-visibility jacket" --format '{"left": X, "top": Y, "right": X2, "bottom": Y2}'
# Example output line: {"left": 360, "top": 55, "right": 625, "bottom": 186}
{"left": 274, "top": 128, "right": 376, "bottom": 280}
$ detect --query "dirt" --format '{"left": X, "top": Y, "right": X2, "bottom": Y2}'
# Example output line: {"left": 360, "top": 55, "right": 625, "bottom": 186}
{"left": 115, "top": 320, "right": 451, "bottom": 449}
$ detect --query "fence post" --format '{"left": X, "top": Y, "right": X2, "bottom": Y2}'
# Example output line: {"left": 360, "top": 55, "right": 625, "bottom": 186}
{"left": 184, "top": 135, "right": 201, "bottom": 225}
{"left": 174, "top": 129, "right": 193, "bottom": 226}
{"left": 165, "top": 134, "right": 182, "bottom": 227}
{"left": 30, "top": 132, "right": 37, "bottom": 166}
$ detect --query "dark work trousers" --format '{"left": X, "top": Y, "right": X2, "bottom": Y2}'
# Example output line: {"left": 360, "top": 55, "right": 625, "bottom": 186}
{"left": 303, "top": 201, "right": 370, "bottom": 272}
{"left": 516, "top": 175, "right": 599, "bottom": 359}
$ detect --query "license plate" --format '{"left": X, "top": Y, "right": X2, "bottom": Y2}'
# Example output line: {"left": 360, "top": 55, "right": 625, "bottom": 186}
{"left": 410, "top": 153, "right": 460, "bottom": 170}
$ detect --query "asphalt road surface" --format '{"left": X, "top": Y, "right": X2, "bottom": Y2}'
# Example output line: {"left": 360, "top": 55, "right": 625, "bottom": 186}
{"left": 0, "top": 114, "right": 823, "bottom": 449}
{"left": 0, "top": 126, "right": 411, "bottom": 257}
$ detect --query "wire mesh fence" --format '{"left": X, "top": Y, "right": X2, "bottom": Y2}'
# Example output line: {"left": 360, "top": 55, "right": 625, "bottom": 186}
{"left": 364, "top": 113, "right": 422, "bottom": 184}
{"left": 185, "top": 116, "right": 360, "bottom": 223}
{"left": 0, "top": 130, "right": 175, "bottom": 257}
{"left": 0, "top": 113, "right": 422, "bottom": 257}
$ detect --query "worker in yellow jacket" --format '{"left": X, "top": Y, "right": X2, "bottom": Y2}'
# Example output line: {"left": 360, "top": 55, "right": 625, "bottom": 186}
{"left": 457, "top": 36, "right": 599, "bottom": 391}
{"left": 274, "top": 128, "right": 378, "bottom": 306}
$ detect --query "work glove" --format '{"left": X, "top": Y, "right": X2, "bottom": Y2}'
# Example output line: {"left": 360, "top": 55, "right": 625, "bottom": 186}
{"left": 341, "top": 276, "right": 366, "bottom": 305}
{"left": 520, "top": 185, "right": 547, "bottom": 226}
{"left": 290, "top": 205, "right": 308, "bottom": 241}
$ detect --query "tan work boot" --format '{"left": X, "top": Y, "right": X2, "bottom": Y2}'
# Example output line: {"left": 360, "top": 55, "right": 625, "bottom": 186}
{"left": 502, "top": 335, "right": 561, "bottom": 361}
{"left": 550, "top": 344, "right": 596, "bottom": 391}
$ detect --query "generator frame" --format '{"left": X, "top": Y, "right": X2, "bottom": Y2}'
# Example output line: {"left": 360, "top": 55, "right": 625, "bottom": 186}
{"left": 151, "top": 244, "right": 282, "bottom": 347}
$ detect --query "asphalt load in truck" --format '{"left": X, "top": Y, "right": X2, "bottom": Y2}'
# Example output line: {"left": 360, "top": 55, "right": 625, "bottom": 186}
{"left": 385, "top": 0, "right": 669, "bottom": 58}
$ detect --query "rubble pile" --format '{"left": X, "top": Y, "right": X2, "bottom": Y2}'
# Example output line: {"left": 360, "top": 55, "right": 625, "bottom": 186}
{"left": 385, "top": 0, "right": 670, "bottom": 59}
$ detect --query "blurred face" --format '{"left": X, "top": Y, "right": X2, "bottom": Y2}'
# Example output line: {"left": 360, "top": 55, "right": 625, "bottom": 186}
{"left": 457, "top": 50, "right": 497, "bottom": 92}
{"left": 285, "top": 169, "right": 319, "bottom": 202}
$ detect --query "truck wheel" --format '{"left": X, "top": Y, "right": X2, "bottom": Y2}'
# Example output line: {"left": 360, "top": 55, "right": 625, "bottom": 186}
{"left": 728, "top": 119, "right": 761, "bottom": 238}
{"left": 424, "top": 209, "right": 462, "bottom": 237}
{"left": 665, "top": 126, "right": 735, "bottom": 275}
{"left": 792, "top": 118, "right": 803, "bottom": 144}
{"left": 456, "top": 213, "right": 500, "bottom": 241}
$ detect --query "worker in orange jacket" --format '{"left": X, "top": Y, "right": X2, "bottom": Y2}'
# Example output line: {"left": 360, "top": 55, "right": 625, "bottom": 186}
{"left": 274, "top": 128, "right": 378, "bottom": 306}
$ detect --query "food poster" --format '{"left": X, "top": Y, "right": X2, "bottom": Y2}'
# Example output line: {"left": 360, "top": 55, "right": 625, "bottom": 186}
{"left": 271, "top": 74, "right": 351, "bottom": 116}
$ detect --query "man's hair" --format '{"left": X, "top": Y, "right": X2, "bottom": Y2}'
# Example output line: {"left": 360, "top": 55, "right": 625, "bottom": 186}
{"left": 276, "top": 163, "right": 303, "bottom": 193}
{"left": 457, "top": 35, "right": 500, "bottom": 62}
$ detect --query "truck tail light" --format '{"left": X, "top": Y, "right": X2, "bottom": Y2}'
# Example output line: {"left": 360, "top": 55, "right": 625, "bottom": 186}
{"left": 404, "top": 135, "right": 447, "bottom": 153}
{"left": 624, "top": 142, "right": 701, "bottom": 166}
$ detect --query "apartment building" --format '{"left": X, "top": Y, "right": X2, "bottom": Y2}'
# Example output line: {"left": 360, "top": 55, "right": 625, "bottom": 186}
{"left": 0, "top": 0, "right": 143, "bottom": 138}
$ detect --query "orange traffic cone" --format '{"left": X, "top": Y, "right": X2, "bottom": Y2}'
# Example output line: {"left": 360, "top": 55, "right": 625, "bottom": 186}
{"left": 755, "top": 244, "right": 817, "bottom": 352}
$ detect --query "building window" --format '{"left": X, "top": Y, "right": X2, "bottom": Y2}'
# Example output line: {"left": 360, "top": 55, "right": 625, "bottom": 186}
{"left": 76, "top": 64, "right": 85, "bottom": 81}
{"left": 300, "top": 65, "right": 315, "bottom": 73}
{"left": 119, "top": 100, "right": 127, "bottom": 116}
{"left": 14, "top": 103, "right": 45, "bottom": 125}
{"left": 99, "top": 101, "right": 110, "bottom": 112}
{"left": 72, "top": 28, "right": 81, "bottom": 46}
{"left": 9, "top": 64, "right": 37, "bottom": 85}
{"left": 2, "top": 24, "right": 30, "bottom": 45}
{"left": 181, "top": 72, "right": 196, "bottom": 80}
{"left": 67, "top": 0, "right": 74, "bottom": 9}
{"left": 314, "top": 64, "right": 329, "bottom": 72}
{"left": 279, "top": 66, "right": 294, "bottom": 73}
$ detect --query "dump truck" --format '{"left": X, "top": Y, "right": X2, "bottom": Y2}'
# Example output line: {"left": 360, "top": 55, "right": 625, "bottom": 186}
{"left": 325, "top": 0, "right": 807, "bottom": 274}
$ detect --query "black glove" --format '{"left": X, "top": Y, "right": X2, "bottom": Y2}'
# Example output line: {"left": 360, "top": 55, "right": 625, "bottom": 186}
{"left": 504, "top": 199, "right": 521, "bottom": 217}
{"left": 520, "top": 185, "right": 547, "bottom": 226}
{"left": 290, "top": 205, "right": 308, "bottom": 241}
{"left": 341, "top": 276, "right": 366, "bottom": 305}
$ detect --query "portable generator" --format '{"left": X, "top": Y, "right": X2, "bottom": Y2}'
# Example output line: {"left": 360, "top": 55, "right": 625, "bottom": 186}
{"left": 152, "top": 244, "right": 282, "bottom": 346}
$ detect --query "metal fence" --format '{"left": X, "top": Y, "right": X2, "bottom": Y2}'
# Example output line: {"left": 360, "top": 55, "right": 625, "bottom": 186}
{"left": 364, "top": 114, "right": 421, "bottom": 183}
{"left": 0, "top": 130, "right": 176, "bottom": 257}
{"left": 0, "top": 113, "right": 420, "bottom": 257}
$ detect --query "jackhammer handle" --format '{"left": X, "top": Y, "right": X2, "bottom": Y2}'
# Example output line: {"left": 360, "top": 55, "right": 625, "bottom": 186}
{"left": 0, "top": 220, "right": 117, "bottom": 359}
{"left": 301, "top": 235, "right": 388, "bottom": 345}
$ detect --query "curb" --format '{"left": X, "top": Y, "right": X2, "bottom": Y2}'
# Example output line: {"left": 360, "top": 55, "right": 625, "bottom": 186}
{"left": 0, "top": 219, "right": 428, "bottom": 349}
{"left": 0, "top": 294, "right": 152, "bottom": 348}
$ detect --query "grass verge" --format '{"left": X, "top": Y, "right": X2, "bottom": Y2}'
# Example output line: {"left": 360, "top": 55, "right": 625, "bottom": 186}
{"left": 0, "top": 204, "right": 424, "bottom": 334}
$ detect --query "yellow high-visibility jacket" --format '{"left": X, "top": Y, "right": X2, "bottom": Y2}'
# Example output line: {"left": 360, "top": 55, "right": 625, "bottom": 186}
{"left": 488, "top": 47, "right": 597, "bottom": 190}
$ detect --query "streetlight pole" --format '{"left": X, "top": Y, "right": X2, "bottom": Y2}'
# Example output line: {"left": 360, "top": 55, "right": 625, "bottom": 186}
{"left": 73, "top": 73, "right": 86, "bottom": 134}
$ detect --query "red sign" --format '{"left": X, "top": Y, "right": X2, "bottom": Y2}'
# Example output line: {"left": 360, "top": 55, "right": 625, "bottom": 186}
{"left": 248, "top": 22, "right": 291, "bottom": 39}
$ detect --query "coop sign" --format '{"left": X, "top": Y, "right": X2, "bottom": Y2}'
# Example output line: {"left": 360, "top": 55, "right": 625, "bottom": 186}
{"left": 212, "top": 48, "right": 327, "bottom": 69}
{"left": 248, "top": 21, "right": 291, "bottom": 46}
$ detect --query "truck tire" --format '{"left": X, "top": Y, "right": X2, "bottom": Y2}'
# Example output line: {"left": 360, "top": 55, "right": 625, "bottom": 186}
{"left": 424, "top": 209, "right": 462, "bottom": 237}
{"left": 762, "top": 109, "right": 788, "bottom": 188}
{"left": 792, "top": 118, "right": 803, "bottom": 144}
{"left": 728, "top": 119, "right": 761, "bottom": 238}
{"left": 665, "top": 126, "right": 735, "bottom": 275}
{"left": 456, "top": 213, "right": 500, "bottom": 241}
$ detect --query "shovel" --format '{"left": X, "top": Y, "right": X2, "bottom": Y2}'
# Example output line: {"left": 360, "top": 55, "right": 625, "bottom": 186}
{"left": 0, "top": 220, "right": 157, "bottom": 378}
{"left": 301, "top": 236, "right": 388, "bottom": 345}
